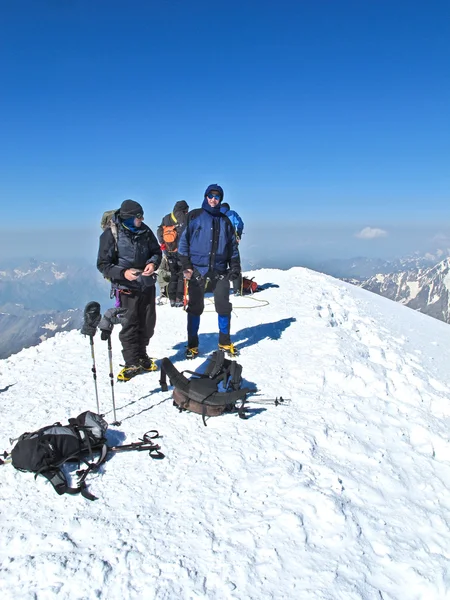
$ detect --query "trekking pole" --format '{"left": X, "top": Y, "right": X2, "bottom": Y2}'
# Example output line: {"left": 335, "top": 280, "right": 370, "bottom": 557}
{"left": 81, "top": 301, "right": 102, "bottom": 414}
{"left": 183, "top": 278, "right": 189, "bottom": 310}
{"left": 108, "top": 430, "right": 165, "bottom": 459}
{"left": 89, "top": 336, "right": 100, "bottom": 414}
{"left": 98, "top": 307, "right": 128, "bottom": 426}
{"left": 107, "top": 336, "right": 120, "bottom": 426}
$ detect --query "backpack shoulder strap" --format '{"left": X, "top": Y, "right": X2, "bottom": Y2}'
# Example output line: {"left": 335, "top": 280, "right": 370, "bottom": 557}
{"left": 203, "top": 350, "right": 228, "bottom": 379}
{"left": 36, "top": 441, "right": 109, "bottom": 501}
{"left": 38, "top": 467, "right": 98, "bottom": 500}
{"left": 228, "top": 361, "right": 243, "bottom": 391}
{"left": 160, "top": 358, "right": 190, "bottom": 393}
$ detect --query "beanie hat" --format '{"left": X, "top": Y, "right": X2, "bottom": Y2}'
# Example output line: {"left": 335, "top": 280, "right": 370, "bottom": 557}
{"left": 120, "top": 199, "right": 144, "bottom": 219}
{"left": 204, "top": 184, "right": 224, "bottom": 202}
{"left": 221, "top": 202, "right": 230, "bottom": 211}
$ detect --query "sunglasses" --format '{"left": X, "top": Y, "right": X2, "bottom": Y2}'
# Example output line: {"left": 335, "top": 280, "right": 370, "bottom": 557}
{"left": 207, "top": 193, "right": 221, "bottom": 200}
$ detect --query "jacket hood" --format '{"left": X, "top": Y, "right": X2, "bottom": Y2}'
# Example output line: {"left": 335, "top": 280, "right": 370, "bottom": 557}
{"left": 204, "top": 184, "right": 224, "bottom": 202}
{"left": 173, "top": 200, "right": 189, "bottom": 213}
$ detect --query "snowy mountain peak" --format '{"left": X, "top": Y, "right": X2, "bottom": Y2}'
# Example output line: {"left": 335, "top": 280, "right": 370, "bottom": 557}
{"left": 1, "top": 260, "right": 68, "bottom": 282}
{"left": 361, "top": 257, "right": 450, "bottom": 323}
{"left": 1, "top": 267, "right": 450, "bottom": 599}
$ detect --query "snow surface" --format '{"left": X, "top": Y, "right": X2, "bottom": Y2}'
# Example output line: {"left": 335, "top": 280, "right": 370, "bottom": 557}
{"left": 1, "top": 267, "right": 450, "bottom": 600}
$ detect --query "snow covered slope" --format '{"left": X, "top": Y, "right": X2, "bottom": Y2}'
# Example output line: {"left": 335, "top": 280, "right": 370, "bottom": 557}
{"left": 1, "top": 267, "right": 450, "bottom": 600}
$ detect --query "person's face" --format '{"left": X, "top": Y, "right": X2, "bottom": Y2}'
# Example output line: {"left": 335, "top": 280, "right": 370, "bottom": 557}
{"left": 134, "top": 215, "right": 144, "bottom": 227}
{"left": 206, "top": 192, "right": 221, "bottom": 208}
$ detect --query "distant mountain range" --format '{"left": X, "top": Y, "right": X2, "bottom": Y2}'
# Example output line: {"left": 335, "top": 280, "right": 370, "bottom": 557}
{"left": 244, "top": 252, "right": 450, "bottom": 326}
{"left": 359, "top": 257, "right": 450, "bottom": 325}
{"left": 311, "top": 254, "right": 441, "bottom": 281}
{"left": 0, "top": 258, "right": 111, "bottom": 359}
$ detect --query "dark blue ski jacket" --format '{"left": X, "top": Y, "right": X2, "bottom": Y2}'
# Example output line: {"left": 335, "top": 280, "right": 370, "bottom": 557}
{"left": 178, "top": 186, "right": 240, "bottom": 277}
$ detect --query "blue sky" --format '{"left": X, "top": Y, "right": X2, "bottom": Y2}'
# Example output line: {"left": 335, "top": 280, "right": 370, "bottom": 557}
{"left": 1, "top": 0, "right": 449, "bottom": 262}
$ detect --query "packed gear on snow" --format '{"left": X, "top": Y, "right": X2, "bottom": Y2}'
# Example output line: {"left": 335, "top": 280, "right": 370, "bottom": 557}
{"left": 10, "top": 411, "right": 108, "bottom": 500}
{"left": 160, "top": 350, "right": 254, "bottom": 425}
{"left": 4, "top": 412, "right": 164, "bottom": 500}
{"left": 242, "top": 277, "right": 260, "bottom": 294}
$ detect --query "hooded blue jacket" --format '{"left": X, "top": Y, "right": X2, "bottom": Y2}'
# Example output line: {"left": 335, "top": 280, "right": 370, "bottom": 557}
{"left": 178, "top": 185, "right": 240, "bottom": 277}
{"left": 220, "top": 206, "right": 244, "bottom": 238}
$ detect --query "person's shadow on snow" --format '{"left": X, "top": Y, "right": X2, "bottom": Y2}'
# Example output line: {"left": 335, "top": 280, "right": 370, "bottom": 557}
{"left": 257, "top": 282, "right": 280, "bottom": 290}
{"left": 165, "top": 316, "right": 297, "bottom": 363}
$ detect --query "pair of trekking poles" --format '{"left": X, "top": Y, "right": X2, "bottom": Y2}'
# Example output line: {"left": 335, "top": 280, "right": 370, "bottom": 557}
{"left": 82, "top": 302, "right": 121, "bottom": 425}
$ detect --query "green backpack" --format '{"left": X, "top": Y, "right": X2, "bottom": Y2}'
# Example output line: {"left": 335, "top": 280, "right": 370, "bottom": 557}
{"left": 101, "top": 210, "right": 119, "bottom": 249}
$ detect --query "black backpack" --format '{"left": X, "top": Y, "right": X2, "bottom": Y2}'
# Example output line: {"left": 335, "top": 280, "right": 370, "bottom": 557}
{"left": 10, "top": 411, "right": 108, "bottom": 500}
{"left": 160, "top": 350, "right": 254, "bottom": 425}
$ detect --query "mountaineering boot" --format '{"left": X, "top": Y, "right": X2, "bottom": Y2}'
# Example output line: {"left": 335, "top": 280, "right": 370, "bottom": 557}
{"left": 185, "top": 347, "right": 199, "bottom": 360}
{"left": 170, "top": 299, "right": 176, "bottom": 307}
{"left": 218, "top": 343, "right": 240, "bottom": 357}
{"left": 117, "top": 364, "right": 144, "bottom": 382}
{"left": 139, "top": 355, "right": 158, "bottom": 371}
{"left": 174, "top": 299, "right": 184, "bottom": 308}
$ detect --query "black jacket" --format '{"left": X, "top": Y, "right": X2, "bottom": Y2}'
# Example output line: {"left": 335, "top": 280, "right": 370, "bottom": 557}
{"left": 97, "top": 213, "right": 162, "bottom": 293}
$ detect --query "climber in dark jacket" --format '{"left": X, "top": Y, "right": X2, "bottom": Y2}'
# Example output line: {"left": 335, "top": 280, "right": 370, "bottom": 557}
{"left": 178, "top": 184, "right": 241, "bottom": 358}
{"left": 97, "top": 199, "right": 162, "bottom": 381}
{"left": 157, "top": 200, "right": 189, "bottom": 307}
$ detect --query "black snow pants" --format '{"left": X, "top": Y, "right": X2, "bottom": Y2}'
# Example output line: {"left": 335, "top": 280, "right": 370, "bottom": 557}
{"left": 118, "top": 288, "right": 156, "bottom": 366}
{"left": 167, "top": 253, "right": 184, "bottom": 301}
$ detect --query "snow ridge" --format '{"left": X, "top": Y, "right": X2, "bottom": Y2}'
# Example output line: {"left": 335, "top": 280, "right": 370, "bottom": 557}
{"left": 1, "top": 267, "right": 450, "bottom": 600}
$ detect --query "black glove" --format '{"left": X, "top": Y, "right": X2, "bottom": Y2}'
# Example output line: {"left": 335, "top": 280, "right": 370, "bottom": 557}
{"left": 103, "top": 307, "right": 128, "bottom": 325}
{"left": 81, "top": 301, "right": 101, "bottom": 337}
{"left": 99, "top": 307, "right": 128, "bottom": 341}
{"left": 228, "top": 267, "right": 241, "bottom": 282}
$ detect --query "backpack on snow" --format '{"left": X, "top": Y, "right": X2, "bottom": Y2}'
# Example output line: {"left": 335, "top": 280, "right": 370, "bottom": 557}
{"left": 10, "top": 411, "right": 108, "bottom": 500}
{"left": 159, "top": 351, "right": 254, "bottom": 425}
{"left": 242, "top": 276, "right": 259, "bottom": 294}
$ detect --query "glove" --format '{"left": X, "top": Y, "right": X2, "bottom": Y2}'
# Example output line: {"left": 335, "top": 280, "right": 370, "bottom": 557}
{"left": 81, "top": 301, "right": 101, "bottom": 337}
{"left": 160, "top": 243, "right": 167, "bottom": 251}
{"left": 228, "top": 268, "right": 241, "bottom": 282}
{"left": 103, "top": 307, "right": 128, "bottom": 325}
{"left": 99, "top": 307, "right": 128, "bottom": 341}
